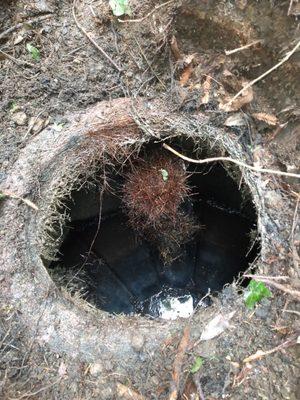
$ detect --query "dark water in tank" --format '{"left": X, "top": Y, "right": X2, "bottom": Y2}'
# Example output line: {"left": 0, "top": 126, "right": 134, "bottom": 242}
{"left": 51, "top": 163, "right": 259, "bottom": 317}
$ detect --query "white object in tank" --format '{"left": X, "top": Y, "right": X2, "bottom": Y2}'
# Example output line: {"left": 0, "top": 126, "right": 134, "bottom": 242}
{"left": 159, "top": 295, "right": 193, "bottom": 320}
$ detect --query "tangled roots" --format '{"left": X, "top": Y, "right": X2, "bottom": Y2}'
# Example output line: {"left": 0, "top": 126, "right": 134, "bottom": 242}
{"left": 122, "top": 152, "right": 197, "bottom": 263}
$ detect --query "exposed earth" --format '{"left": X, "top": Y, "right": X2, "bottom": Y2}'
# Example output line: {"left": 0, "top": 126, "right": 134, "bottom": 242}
{"left": 0, "top": 1, "right": 299, "bottom": 399}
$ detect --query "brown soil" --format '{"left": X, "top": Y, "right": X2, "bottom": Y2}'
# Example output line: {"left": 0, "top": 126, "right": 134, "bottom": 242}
{"left": 0, "top": 1, "right": 299, "bottom": 399}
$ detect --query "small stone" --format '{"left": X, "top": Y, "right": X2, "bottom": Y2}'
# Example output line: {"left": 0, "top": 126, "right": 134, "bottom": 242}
{"left": 255, "top": 299, "right": 271, "bottom": 319}
{"left": 12, "top": 111, "right": 27, "bottom": 126}
{"left": 89, "top": 362, "right": 104, "bottom": 376}
{"left": 58, "top": 361, "right": 67, "bottom": 376}
{"left": 196, "top": 339, "right": 216, "bottom": 358}
{"left": 264, "top": 191, "right": 282, "bottom": 209}
{"left": 131, "top": 333, "right": 145, "bottom": 352}
{"left": 151, "top": 376, "right": 159, "bottom": 386}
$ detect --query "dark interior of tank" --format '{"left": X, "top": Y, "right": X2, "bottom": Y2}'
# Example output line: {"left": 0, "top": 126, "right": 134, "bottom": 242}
{"left": 49, "top": 144, "right": 259, "bottom": 318}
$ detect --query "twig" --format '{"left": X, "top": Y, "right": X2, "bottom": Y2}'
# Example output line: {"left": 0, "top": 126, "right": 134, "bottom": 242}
{"left": 11, "top": 378, "right": 61, "bottom": 400}
{"left": 169, "top": 326, "right": 190, "bottom": 400}
{"left": 243, "top": 336, "right": 297, "bottom": 363}
{"left": 23, "top": 109, "right": 45, "bottom": 140}
{"left": 118, "top": 0, "right": 175, "bottom": 23}
{"left": 72, "top": 0, "right": 122, "bottom": 72}
{"left": 192, "top": 373, "right": 206, "bottom": 400}
{"left": 284, "top": 309, "right": 300, "bottom": 317}
{"left": 288, "top": 0, "right": 294, "bottom": 15}
{"left": 163, "top": 143, "right": 300, "bottom": 179}
{"left": 259, "top": 281, "right": 300, "bottom": 300}
{"left": 290, "top": 197, "right": 299, "bottom": 270}
{"left": 290, "top": 196, "right": 299, "bottom": 239}
{"left": 225, "top": 40, "right": 262, "bottom": 55}
{"left": 134, "top": 38, "right": 166, "bottom": 88}
{"left": 0, "top": 14, "right": 52, "bottom": 41}
{"left": 0, "top": 49, "right": 36, "bottom": 68}
{"left": 244, "top": 274, "right": 289, "bottom": 281}
{"left": 225, "top": 40, "right": 300, "bottom": 107}
{"left": 1, "top": 190, "right": 38, "bottom": 211}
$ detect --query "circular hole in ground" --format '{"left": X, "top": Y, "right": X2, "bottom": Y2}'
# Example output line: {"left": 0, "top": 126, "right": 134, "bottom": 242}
{"left": 48, "top": 141, "right": 259, "bottom": 319}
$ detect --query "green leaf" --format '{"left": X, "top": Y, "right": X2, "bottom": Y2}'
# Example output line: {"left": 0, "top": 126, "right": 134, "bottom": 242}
{"left": 160, "top": 169, "right": 169, "bottom": 182}
{"left": 26, "top": 43, "right": 40, "bottom": 61}
{"left": 190, "top": 356, "right": 203, "bottom": 374}
{"left": 109, "top": 0, "right": 132, "bottom": 16}
{"left": 244, "top": 279, "right": 272, "bottom": 309}
{"left": 0, "top": 192, "right": 7, "bottom": 201}
{"left": 53, "top": 122, "right": 64, "bottom": 132}
{"left": 9, "top": 101, "right": 18, "bottom": 113}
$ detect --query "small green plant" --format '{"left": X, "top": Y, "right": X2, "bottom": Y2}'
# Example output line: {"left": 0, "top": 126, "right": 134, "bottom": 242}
{"left": 26, "top": 43, "right": 40, "bottom": 61}
{"left": 0, "top": 192, "right": 7, "bottom": 201}
{"left": 53, "top": 122, "right": 64, "bottom": 132}
{"left": 160, "top": 169, "right": 169, "bottom": 182}
{"left": 190, "top": 356, "right": 203, "bottom": 374}
{"left": 244, "top": 279, "right": 272, "bottom": 309}
{"left": 9, "top": 100, "right": 18, "bottom": 112}
{"left": 109, "top": 0, "right": 132, "bottom": 16}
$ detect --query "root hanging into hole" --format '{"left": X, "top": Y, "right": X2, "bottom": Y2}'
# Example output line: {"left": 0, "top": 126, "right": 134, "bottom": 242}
{"left": 122, "top": 152, "right": 198, "bottom": 264}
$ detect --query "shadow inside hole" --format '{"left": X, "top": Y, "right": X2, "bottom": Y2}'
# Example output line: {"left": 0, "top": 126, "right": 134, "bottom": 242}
{"left": 49, "top": 150, "right": 259, "bottom": 318}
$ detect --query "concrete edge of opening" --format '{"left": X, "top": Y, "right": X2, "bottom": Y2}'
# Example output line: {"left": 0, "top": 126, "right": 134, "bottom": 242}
{"left": 0, "top": 97, "right": 291, "bottom": 365}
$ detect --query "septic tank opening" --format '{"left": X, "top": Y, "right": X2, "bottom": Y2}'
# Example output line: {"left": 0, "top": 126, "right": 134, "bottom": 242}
{"left": 49, "top": 141, "right": 259, "bottom": 319}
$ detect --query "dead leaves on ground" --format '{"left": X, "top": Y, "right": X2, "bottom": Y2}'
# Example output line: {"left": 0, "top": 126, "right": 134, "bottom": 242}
{"left": 200, "top": 75, "right": 212, "bottom": 104}
{"left": 170, "top": 36, "right": 280, "bottom": 119}
{"left": 199, "top": 311, "right": 236, "bottom": 341}
{"left": 252, "top": 112, "right": 278, "bottom": 126}
{"left": 117, "top": 383, "right": 146, "bottom": 400}
{"left": 179, "top": 55, "right": 197, "bottom": 87}
{"left": 218, "top": 70, "right": 253, "bottom": 112}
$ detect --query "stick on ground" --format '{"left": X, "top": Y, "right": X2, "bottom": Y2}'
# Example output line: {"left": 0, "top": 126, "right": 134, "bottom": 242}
{"left": 225, "top": 40, "right": 300, "bottom": 107}
{"left": 169, "top": 326, "right": 190, "bottom": 400}
{"left": 1, "top": 191, "right": 39, "bottom": 211}
{"left": 0, "top": 14, "right": 52, "bottom": 41}
{"left": 163, "top": 143, "right": 300, "bottom": 179}
{"left": 118, "top": 0, "right": 175, "bottom": 23}
{"left": 72, "top": 0, "right": 122, "bottom": 72}
{"left": 243, "top": 335, "right": 297, "bottom": 363}
{"left": 225, "top": 40, "right": 262, "bottom": 56}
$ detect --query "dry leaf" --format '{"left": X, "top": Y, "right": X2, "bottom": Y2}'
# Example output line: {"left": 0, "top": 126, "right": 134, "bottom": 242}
{"left": 179, "top": 54, "right": 197, "bottom": 87}
{"left": 179, "top": 63, "right": 194, "bottom": 87}
{"left": 219, "top": 84, "right": 253, "bottom": 112}
{"left": 183, "top": 54, "right": 196, "bottom": 65}
{"left": 252, "top": 112, "right": 278, "bottom": 126}
{"left": 224, "top": 113, "right": 246, "bottom": 127}
{"left": 243, "top": 349, "right": 265, "bottom": 363}
{"left": 14, "top": 33, "right": 25, "bottom": 45}
{"left": 200, "top": 311, "right": 236, "bottom": 341}
{"left": 201, "top": 76, "right": 212, "bottom": 104}
{"left": 58, "top": 361, "right": 67, "bottom": 377}
{"left": 116, "top": 383, "right": 146, "bottom": 400}
{"left": 181, "top": 375, "right": 198, "bottom": 399}
{"left": 170, "top": 35, "right": 182, "bottom": 61}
